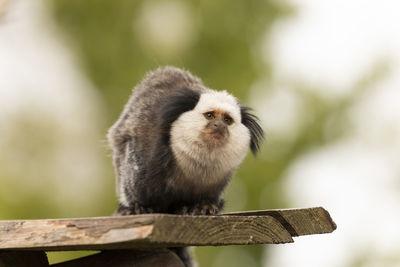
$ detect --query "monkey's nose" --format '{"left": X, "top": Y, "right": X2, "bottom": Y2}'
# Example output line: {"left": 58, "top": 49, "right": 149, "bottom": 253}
{"left": 211, "top": 121, "right": 226, "bottom": 131}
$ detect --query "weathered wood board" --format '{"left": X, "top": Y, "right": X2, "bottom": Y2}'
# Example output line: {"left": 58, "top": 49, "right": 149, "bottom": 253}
{"left": 0, "top": 207, "right": 336, "bottom": 252}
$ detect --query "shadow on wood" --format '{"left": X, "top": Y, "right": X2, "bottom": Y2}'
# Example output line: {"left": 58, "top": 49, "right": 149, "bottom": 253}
{"left": 0, "top": 251, "right": 48, "bottom": 267}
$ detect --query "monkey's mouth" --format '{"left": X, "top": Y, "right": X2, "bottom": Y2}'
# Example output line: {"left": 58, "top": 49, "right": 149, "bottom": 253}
{"left": 208, "top": 130, "right": 225, "bottom": 139}
{"left": 201, "top": 129, "right": 228, "bottom": 145}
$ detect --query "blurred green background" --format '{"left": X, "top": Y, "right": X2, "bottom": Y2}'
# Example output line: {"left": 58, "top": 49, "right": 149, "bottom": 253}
{"left": 47, "top": 1, "right": 295, "bottom": 264}
{"left": 0, "top": 0, "right": 397, "bottom": 266}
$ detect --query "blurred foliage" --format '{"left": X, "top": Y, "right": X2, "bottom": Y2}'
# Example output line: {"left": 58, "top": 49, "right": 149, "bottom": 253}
{"left": 48, "top": 0, "right": 292, "bottom": 121}
{"left": 0, "top": 0, "right": 388, "bottom": 266}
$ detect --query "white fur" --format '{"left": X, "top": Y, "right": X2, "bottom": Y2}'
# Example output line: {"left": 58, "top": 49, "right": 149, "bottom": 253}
{"left": 119, "top": 186, "right": 129, "bottom": 207}
{"left": 170, "top": 90, "right": 251, "bottom": 187}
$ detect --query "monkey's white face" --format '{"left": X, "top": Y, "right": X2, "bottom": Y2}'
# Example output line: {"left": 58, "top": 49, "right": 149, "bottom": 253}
{"left": 170, "top": 90, "right": 251, "bottom": 182}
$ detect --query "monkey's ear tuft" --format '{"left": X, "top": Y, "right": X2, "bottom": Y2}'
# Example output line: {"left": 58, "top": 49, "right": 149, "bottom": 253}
{"left": 159, "top": 87, "right": 201, "bottom": 139}
{"left": 241, "top": 106, "right": 264, "bottom": 155}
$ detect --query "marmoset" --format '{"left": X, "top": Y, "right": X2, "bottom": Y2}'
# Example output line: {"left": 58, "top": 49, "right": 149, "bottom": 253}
{"left": 108, "top": 66, "right": 263, "bottom": 216}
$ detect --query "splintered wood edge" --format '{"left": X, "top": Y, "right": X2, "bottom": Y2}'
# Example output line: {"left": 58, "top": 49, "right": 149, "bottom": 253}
{"left": 223, "top": 207, "right": 337, "bottom": 237}
{"left": 0, "top": 214, "right": 293, "bottom": 251}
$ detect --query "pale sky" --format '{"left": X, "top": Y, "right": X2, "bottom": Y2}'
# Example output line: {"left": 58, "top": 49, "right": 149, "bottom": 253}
{"left": 0, "top": 0, "right": 105, "bottom": 215}
{"left": 264, "top": 1, "right": 400, "bottom": 266}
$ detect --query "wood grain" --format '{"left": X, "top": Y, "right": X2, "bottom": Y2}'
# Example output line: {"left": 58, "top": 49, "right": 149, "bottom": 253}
{"left": 0, "top": 207, "right": 335, "bottom": 252}
{"left": 224, "top": 206, "right": 337, "bottom": 237}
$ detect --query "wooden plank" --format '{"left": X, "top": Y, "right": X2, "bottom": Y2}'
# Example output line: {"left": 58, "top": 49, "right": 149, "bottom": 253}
{"left": 0, "top": 215, "right": 157, "bottom": 251}
{"left": 51, "top": 250, "right": 184, "bottom": 267}
{"left": 223, "top": 207, "right": 337, "bottom": 237}
{"left": 0, "top": 213, "right": 293, "bottom": 251}
{"left": 0, "top": 251, "right": 49, "bottom": 267}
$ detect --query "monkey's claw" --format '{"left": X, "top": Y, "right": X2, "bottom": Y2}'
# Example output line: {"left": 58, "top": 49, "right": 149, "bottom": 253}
{"left": 200, "top": 203, "right": 219, "bottom": 215}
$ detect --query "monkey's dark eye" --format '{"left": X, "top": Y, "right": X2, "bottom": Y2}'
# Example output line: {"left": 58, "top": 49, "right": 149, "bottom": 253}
{"left": 224, "top": 115, "right": 233, "bottom": 125}
{"left": 204, "top": 112, "right": 215, "bottom": 120}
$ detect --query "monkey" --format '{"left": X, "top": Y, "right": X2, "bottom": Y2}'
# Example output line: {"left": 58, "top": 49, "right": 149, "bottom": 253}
{"left": 108, "top": 66, "right": 263, "bottom": 216}
{"left": 107, "top": 66, "right": 263, "bottom": 265}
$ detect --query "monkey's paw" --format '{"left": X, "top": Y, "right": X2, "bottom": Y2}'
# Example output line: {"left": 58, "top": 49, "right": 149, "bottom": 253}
{"left": 180, "top": 202, "right": 220, "bottom": 215}
{"left": 115, "top": 203, "right": 154, "bottom": 215}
